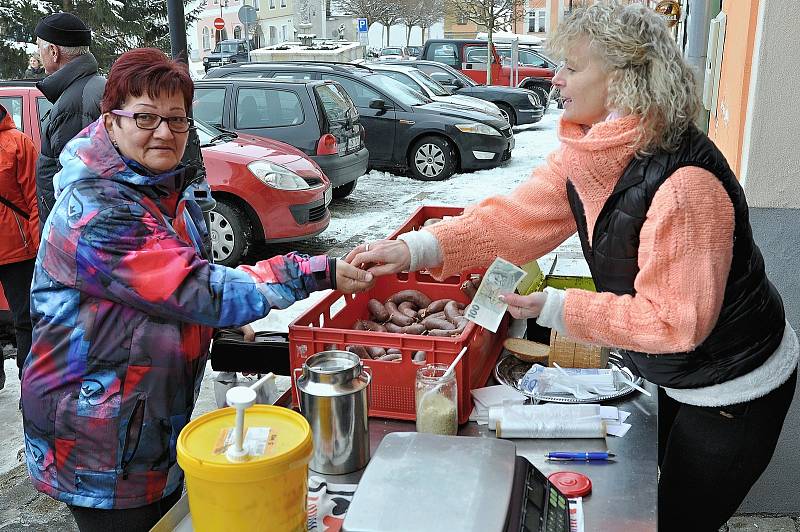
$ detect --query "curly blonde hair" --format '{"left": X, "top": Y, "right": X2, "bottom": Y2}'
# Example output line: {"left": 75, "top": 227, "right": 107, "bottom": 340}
{"left": 547, "top": 1, "right": 701, "bottom": 153}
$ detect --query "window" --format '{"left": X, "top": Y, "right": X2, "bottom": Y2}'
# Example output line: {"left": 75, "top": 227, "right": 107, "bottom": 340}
{"left": 215, "top": 28, "right": 228, "bottom": 43}
{"left": 377, "top": 71, "right": 423, "bottom": 96}
{"left": 234, "top": 26, "right": 242, "bottom": 40}
{"left": 282, "top": 25, "right": 288, "bottom": 42}
{"left": 430, "top": 43, "right": 459, "bottom": 67}
{"left": 235, "top": 88, "right": 304, "bottom": 128}
{"left": 315, "top": 83, "right": 356, "bottom": 122}
{"left": 36, "top": 97, "right": 53, "bottom": 137}
{"left": 456, "top": 14, "right": 467, "bottom": 25}
{"left": 0, "top": 97, "right": 23, "bottom": 131}
{"left": 527, "top": 9, "right": 546, "bottom": 33}
{"left": 270, "top": 0, "right": 275, "bottom": 8}
{"left": 324, "top": 74, "right": 382, "bottom": 108}
{"left": 193, "top": 87, "right": 227, "bottom": 126}
{"left": 465, "top": 47, "right": 488, "bottom": 64}
{"left": 281, "top": 0, "right": 286, "bottom": 6}
{"left": 202, "top": 27, "right": 211, "bottom": 50}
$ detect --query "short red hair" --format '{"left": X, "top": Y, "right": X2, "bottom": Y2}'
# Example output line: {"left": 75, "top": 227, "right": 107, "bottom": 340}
{"left": 101, "top": 48, "right": 193, "bottom": 115}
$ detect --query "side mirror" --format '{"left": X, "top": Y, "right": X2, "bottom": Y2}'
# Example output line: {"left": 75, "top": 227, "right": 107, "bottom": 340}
{"left": 369, "top": 98, "right": 386, "bottom": 110}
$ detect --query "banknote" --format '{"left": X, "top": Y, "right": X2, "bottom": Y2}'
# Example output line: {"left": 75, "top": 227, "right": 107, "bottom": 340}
{"left": 465, "top": 257, "right": 527, "bottom": 333}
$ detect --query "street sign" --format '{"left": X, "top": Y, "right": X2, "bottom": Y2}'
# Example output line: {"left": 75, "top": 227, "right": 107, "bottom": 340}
{"left": 238, "top": 5, "right": 257, "bottom": 25}
{"left": 213, "top": 17, "right": 225, "bottom": 31}
{"left": 358, "top": 32, "right": 368, "bottom": 45}
{"left": 356, "top": 18, "right": 368, "bottom": 33}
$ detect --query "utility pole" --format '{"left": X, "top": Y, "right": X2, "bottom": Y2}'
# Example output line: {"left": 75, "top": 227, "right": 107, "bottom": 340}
{"left": 166, "top": 0, "right": 216, "bottom": 253}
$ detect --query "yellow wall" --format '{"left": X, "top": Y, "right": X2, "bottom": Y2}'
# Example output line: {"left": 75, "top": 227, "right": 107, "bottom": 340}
{"left": 707, "top": 0, "right": 760, "bottom": 177}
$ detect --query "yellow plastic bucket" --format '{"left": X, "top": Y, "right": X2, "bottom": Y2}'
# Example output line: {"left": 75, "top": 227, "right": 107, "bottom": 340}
{"left": 177, "top": 405, "right": 312, "bottom": 532}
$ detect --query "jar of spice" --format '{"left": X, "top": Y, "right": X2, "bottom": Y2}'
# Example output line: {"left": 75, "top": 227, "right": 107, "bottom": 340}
{"left": 415, "top": 363, "right": 457, "bottom": 435}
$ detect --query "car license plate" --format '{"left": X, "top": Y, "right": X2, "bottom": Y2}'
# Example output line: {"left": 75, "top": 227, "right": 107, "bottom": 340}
{"left": 347, "top": 136, "right": 360, "bottom": 151}
{"left": 324, "top": 186, "right": 332, "bottom": 206}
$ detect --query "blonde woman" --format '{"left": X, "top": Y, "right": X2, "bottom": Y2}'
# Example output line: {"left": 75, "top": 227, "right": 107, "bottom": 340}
{"left": 24, "top": 55, "right": 46, "bottom": 79}
{"left": 347, "top": 3, "right": 798, "bottom": 529}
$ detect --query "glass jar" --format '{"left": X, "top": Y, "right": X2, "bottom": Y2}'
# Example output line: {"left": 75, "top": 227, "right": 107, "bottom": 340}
{"left": 415, "top": 363, "right": 458, "bottom": 435}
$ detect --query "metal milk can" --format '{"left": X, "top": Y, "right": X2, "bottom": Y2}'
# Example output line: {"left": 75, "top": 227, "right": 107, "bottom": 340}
{"left": 295, "top": 350, "right": 371, "bottom": 474}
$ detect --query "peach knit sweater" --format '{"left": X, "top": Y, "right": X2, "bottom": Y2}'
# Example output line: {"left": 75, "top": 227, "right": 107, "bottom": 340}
{"left": 427, "top": 115, "right": 735, "bottom": 354}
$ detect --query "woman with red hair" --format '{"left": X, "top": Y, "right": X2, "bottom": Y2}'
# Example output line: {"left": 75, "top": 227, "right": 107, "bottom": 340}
{"left": 21, "top": 48, "right": 373, "bottom": 531}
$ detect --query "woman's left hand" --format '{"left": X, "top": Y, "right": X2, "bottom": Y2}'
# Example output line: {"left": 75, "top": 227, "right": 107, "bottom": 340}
{"left": 240, "top": 324, "right": 255, "bottom": 342}
{"left": 500, "top": 292, "right": 548, "bottom": 319}
{"left": 335, "top": 260, "right": 375, "bottom": 294}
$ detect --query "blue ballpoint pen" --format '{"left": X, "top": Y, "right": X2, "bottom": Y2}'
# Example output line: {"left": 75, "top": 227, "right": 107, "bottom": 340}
{"left": 545, "top": 451, "right": 616, "bottom": 461}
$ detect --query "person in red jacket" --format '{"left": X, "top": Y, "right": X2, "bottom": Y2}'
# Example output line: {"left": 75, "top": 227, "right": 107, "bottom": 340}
{"left": 0, "top": 103, "right": 39, "bottom": 390}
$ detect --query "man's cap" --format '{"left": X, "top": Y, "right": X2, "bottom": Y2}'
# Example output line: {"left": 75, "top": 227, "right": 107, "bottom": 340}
{"left": 35, "top": 13, "right": 91, "bottom": 47}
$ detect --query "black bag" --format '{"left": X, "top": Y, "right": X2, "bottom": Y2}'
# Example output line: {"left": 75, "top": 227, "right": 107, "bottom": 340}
{"left": 209, "top": 329, "right": 291, "bottom": 375}
{"left": 0, "top": 195, "right": 29, "bottom": 220}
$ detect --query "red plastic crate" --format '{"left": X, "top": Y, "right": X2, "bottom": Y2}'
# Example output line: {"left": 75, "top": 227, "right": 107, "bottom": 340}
{"left": 289, "top": 204, "right": 507, "bottom": 424}
{"left": 289, "top": 271, "right": 508, "bottom": 424}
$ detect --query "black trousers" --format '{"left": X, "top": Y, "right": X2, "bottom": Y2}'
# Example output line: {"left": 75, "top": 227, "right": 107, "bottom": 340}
{"left": 0, "top": 258, "right": 35, "bottom": 378}
{"left": 658, "top": 369, "right": 797, "bottom": 531}
{"left": 68, "top": 486, "right": 182, "bottom": 532}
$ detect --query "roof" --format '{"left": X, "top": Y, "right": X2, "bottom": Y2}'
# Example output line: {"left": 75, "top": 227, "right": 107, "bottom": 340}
{"left": 0, "top": 80, "right": 40, "bottom": 88}
{"left": 195, "top": 77, "right": 322, "bottom": 86}
{"left": 216, "top": 61, "right": 373, "bottom": 73}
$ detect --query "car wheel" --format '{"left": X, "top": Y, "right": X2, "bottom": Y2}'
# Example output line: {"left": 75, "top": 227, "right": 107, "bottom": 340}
{"left": 332, "top": 180, "right": 357, "bottom": 199}
{"left": 408, "top": 136, "right": 457, "bottom": 181}
{"left": 496, "top": 103, "right": 516, "bottom": 127}
{"left": 528, "top": 85, "right": 550, "bottom": 109}
{"left": 209, "top": 199, "right": 252, "bottom": 266}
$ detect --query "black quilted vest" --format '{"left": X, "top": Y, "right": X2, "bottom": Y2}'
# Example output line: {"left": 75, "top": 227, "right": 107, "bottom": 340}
{"left": 566, "top": 125, "right": 785, "bottom": 388}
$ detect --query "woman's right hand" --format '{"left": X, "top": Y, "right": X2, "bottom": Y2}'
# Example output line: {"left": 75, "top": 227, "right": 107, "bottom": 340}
{"left": 345, "top": 239, "right": 411, "bottom": 277}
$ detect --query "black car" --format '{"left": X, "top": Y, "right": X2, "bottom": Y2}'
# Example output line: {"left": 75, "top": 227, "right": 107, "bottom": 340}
{"left": 381, "top": 60, "right": 544, "bottom": 127}
{"left": 205, "top": 62, "right": 513, "bottom": 181}
{"left": 203, "top": 39, "right": 251, "bottom": 72}
{"left": 193, "top": 77, "right": 368, "bottom": 197}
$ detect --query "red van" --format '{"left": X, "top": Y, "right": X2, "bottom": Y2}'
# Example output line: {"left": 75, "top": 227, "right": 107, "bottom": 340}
{"left": 0, "top": 82, "right": 331, "bottom": 267}
{"left": 419, "top": 39, "right": 555, "bottom": 106}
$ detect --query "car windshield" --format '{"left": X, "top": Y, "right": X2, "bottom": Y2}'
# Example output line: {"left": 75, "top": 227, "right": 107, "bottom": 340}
{"left": 213, "top": 43, "right": 239, "bottom": 54}
{"left": 407, "top": 70, "right": 450, "bottom": 97}
{"left": 381, "top": 48, "right": 403, "bottom": 55}
{"left": 316, "top": 82, "right": 358, "bottom": 122}
{"left": 365, "top": 74, "right": 432, "bottom": 106}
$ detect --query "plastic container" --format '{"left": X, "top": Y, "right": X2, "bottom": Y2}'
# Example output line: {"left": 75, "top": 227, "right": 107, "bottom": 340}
{"left": 289, "top": 204, "right": 507, "bottom": 424}
{"left": 177, "top": 405, "right": 312, "bottom": 532}
{"left": 289, "top": 269, "right": 508, "bottom": 424}
{"left": 415, "top": 363, "right": 458, "bottom": 435}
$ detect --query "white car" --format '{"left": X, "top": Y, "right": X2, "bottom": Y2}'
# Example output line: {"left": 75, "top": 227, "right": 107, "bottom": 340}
{"left": 368, "top": 63, "right": 508, "bottom": 123}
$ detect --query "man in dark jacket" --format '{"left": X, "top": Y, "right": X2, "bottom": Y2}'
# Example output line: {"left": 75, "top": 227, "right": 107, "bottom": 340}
{"left": 34, "top": 12, "right": 105, "bottom": 231}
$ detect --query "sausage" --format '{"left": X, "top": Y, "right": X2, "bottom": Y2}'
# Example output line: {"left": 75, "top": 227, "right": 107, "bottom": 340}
{"left": 461, "top": 279, "right": 477, "bottom": 299}
{"left": 385, "top": 301, "right": 415, "bottom": 326}
{"left": 413, "top": 351, "right": 427, "bottom": 363}
{"left": 422, "top": 299, "right": 450, "bottom": 318}
{"left": 386, "top": 348, "right": 403, "bottom": 355}
{"left": 368, "top": 298, "right": 390, "bottom": 322}
{"left": 366, "top": 346, "right": 387, "bottom": 359}
{"left": 422, "top": 317, "right": 456, "bottom": 331}
{"left": 428, "top": 318, "right": 468, "bottom": 337}
{"left": 420, "top": 310, "right": 445, "bottom": 321}
{"left": 346, "top": 345, "right": 370, "bottom": 359}
{"left": 444, "top": 301, "right": 466, "bottom": 324}
{"left": 353, "top": 319, "right": 387, "bottom": 332}
{"left": 377, "top": 352, "right": 402, "bottom": 362}
{"left": 384, "top": 322, "right": 426, "bottom": 335}
{"left": 388, "top": 289, "right": 432, "bottom": 309}
{"left": 397, "top": 301, "right": 419, "bottom": 319}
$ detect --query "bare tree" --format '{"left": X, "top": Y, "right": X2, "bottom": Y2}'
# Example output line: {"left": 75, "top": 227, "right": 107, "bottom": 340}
{"left": 445, "top": 0, "right": 524, "bottom": 83}
{"left": 373, "top": 1, "right": 402, "bottom": 47}
{"left": 332, "top": 0, "right": 381, "bottom": 26}
{"left": 400, "top": 0, "right": 443, "bottom": 45}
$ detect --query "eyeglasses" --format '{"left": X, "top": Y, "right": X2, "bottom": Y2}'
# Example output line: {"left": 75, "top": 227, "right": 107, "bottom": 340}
{"left": 111, "top": 110, "right": 193, "bottom": 133}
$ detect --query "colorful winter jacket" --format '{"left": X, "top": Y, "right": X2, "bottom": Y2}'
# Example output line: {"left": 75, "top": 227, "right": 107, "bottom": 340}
{"left": 21, "top": 118, "right": 333, "bottom": 509}
{"left": 0, "top": 105, "right": 39, "bottom": 265}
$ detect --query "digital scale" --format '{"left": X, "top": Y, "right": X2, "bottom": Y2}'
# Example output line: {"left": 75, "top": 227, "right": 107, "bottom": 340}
{"left": 342, "top": 432, "right": 573, "bottom": 532}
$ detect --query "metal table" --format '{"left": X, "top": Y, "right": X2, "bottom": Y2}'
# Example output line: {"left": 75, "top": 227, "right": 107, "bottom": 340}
{"left": 154, "top": 322, "right": 658, "bottom": 531}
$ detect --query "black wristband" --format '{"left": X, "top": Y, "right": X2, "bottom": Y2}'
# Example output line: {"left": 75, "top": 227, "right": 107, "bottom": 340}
{"left": 329, "top": 258, "right": 337, "bottom": 290}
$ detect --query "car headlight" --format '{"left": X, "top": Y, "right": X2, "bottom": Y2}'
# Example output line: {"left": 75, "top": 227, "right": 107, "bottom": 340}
{"left": 247, "top": 161, "right": 310, "bottom": 190}
{"left": 455, "top": 123, "right": 501, "bottom": 136}
{"left": 528, "top": 94, "right": 538, "bottom": 105}
{"left": 203, "top": 57, "right": 208, "bottom": 63}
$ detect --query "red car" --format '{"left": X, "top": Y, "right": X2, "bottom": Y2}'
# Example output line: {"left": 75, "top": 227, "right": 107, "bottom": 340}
{"left": 0, "top": 82, "right": 331, "bottom": 267}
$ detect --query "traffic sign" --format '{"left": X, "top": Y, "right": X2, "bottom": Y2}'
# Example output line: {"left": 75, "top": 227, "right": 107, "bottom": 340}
{"left": 238, "top": 5, "right": 257, "bottom": 25}
{"left": 213, "top": 17, "right": 225, "bottom": 31}
{"left": 356, "top": 18, "right": 368, "bottom": 33}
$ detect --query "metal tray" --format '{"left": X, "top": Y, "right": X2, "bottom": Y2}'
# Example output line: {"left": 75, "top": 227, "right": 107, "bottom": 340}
{"left": 494, "top": 352, "right": 645, "bottom": 404}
